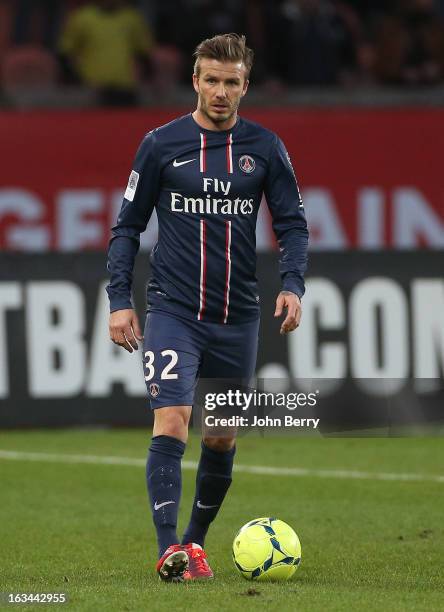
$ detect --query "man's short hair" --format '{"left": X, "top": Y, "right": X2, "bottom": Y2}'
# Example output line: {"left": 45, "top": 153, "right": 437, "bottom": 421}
{"left": 193, "top": 33, "right": 254, "bottom": 80}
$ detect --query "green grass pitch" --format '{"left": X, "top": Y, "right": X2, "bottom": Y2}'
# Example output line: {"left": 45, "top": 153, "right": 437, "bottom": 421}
{"left": 0, "top": 430, "right": 443, "bottom": 611}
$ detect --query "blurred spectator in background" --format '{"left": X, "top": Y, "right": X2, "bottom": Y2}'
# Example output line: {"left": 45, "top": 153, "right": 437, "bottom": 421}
{"left": 1, "top": 0, "right": 444, "bottom": 104}
{"left": 374, "top": 0, "right": 444, "bottom": 85}
{"left": 1, "top": 1, "right": 62, "bottom": 102}
{"left": 148, "top": 0, "right": 245, "bottom": 83}
{"left": 12, "top": 0, "right": 62, "bottom": 51}
{"left": 59, "top": 0, "right": 154, "bottom": 106}
{"left": 268, "top": 0, "right": 357, "bottom": 86}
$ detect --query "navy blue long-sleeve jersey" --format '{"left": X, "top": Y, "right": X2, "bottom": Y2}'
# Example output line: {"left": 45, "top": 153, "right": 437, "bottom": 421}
{"left": 107, "top": 113, "right": 308, "bottom": 324}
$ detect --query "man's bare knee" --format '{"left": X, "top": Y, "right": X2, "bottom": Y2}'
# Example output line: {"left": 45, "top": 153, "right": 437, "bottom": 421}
{"left": 153, "top": 406, "right": 192, "bottom": 442}
{"left": 203, "top": 436, "right": 236, "bottom": 452}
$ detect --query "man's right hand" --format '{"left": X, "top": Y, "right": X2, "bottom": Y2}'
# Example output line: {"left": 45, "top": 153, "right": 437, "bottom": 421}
{"left": 109, "top": 309, "right": 143, "bottom": 353}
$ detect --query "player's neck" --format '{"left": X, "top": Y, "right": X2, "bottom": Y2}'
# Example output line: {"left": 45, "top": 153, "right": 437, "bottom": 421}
{"left": 192, "top": 109, "right": 238, "bottom": 132}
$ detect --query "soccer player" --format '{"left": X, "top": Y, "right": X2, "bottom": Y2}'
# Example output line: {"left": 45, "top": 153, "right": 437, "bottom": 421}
{"left": 106, "top": 33, "right": 308, "bottom": 582}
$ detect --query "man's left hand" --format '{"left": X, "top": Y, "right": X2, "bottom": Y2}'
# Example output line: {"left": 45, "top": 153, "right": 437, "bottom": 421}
{"left": 274, "top": 291, "right": 302, "bottom": 334}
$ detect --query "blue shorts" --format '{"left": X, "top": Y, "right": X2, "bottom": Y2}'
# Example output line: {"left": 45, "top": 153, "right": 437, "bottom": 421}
{"left": 142, "top": 311, "right": 259, "bottom": 409}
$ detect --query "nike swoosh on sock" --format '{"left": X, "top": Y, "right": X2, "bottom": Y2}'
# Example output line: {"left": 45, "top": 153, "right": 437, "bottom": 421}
{"left": 196, "top": 501, "right": 219, "bottom": 509}
{"left": 154, "top": 500, "right": 175, "bottom": 510}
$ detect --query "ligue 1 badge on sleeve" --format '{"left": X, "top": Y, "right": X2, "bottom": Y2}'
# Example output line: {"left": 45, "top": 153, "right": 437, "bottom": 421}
{"left": 124, "top": 170, "right": 140, "bottom": 202}
{"left": 239, "top": 155, "right": 256, "bottom": 173}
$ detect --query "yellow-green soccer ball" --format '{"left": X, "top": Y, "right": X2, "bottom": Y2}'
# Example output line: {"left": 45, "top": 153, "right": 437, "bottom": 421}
{"left": 232, "top": 517, "right": 302, "bottom": 581}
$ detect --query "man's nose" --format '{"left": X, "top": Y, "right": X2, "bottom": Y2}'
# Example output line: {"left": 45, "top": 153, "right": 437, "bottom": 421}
{"left": 215, "top": 83, "right": 227, "bottom": 98}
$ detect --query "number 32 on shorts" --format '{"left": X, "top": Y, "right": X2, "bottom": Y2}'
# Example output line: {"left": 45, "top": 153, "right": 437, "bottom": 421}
{"left": 144, "top": 350, "right": 178, "bottom": 381}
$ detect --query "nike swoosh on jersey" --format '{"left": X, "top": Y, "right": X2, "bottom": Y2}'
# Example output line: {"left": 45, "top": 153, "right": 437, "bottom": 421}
{"left": 173, "top": 158, "right": 196, "bottom": 167}
{"left": 196, "top": 500, "right": 219, "bottom": 509}
{"left": 154, "top": 500, "right": 175, "bottom": 510}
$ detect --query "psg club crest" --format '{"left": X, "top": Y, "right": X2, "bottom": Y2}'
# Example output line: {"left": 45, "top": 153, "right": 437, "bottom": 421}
{"left": 150, "top": 383, "right": 160, "bottom": 398}
{"left": 239, "top": 155, "right": 256, "bottom": 173}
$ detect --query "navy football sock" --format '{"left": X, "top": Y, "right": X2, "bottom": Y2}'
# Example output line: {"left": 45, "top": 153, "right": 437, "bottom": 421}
{"left": 146, "top": 434, "right": 185, "bottom": 559}
{"left": 182, "top": 441, "right": 235, "bottom": 547}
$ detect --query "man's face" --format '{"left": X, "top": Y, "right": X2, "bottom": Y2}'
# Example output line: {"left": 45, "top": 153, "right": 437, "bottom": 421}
{"left": 193, "top": 59, "right": 249, "bottom": 125}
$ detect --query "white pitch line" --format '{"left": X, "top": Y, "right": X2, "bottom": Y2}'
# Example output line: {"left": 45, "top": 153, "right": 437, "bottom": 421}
{"left": 0, "top": 449, "right": 443, "bottom": 484}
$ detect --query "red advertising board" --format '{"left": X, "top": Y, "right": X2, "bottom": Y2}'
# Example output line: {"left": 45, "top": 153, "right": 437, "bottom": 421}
{"left": 0, "top": 108, "right": 443, "bottom": 251}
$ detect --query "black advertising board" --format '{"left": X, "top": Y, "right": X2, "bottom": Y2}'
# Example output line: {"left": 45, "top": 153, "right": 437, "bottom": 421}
{"left": 0, "top": 252, "right": 443, "bottom": 430}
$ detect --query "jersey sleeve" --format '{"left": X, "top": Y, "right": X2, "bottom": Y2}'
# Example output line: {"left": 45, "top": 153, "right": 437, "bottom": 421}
{"left": 264, "top": 135, "right": 309, "bottom": 299}
{"left": 106, "top": 131, "right": 160, "bottom": 312}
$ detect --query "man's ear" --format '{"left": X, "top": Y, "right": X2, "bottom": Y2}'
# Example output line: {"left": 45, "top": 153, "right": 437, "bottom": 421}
{"left": 241, "top": 79, "right": 249, "bottom": 97}
{"left": 192, "top": 73, "right": 200, "bottom": 94}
